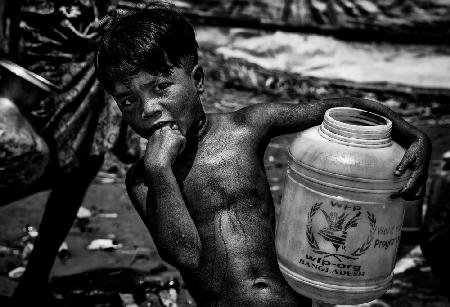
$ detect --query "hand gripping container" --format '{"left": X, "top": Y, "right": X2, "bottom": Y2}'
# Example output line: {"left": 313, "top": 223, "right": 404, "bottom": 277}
{"left": 275, "top": 106, "right": 409, "bottom": 304}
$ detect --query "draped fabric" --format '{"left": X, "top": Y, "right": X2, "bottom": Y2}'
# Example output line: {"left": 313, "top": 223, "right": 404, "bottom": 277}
{"left": 119, "top": 0, "right": 450, "bottom": 42}
{"left": 173, "top": 0, "right": 450, "bottom": 33}
{"left": 4, "top": 0, "right": 139, "bottom": 173}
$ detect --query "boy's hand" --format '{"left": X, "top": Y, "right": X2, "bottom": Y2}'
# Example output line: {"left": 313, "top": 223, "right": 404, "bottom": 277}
{"left": 144, "top": 122, "right": 186, "bottom": 175}
{"left": 391, "top": 135, "right": 431, "bottom": 200}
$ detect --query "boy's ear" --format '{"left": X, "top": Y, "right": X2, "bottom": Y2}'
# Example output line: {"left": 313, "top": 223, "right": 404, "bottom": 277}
{"left": 191, "top": 64, "right": 204, "bottom": 94}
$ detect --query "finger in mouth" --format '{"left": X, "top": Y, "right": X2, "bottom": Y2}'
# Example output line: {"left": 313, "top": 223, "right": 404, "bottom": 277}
{"left": 149, "top": 121, "right": 177, "bottom": 136}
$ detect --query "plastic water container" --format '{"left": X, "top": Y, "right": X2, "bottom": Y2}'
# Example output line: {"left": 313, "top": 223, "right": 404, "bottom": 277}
{"left": 275, "top": 106, "right": 409, "bottom": 304}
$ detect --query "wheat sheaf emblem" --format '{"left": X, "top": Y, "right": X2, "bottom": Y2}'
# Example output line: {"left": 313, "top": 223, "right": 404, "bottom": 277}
{"left": 306, "top": 202, "right": 376, "bottom": 262}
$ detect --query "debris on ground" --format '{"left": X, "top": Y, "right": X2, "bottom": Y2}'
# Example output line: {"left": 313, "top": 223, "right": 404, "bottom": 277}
{"left": 95, "top": 171, "right": 121, "bottom": 184}
{"left": 97, "top": 212, "right": 119, "bottom": 219}
{"left": 58, "top": 241, "right": 71, "bottom": 259}
{"left": 8, "top": 266, "right": 25, "bottom": 280}
{"left": 119, "top": 293, "right": 139, "bottom": 307}
{"left": 74, "top": 206, "right": 120, "bottom": 232}
{"left": 159, "top": 288, "right": 178, "bottom": 307}
{"left": 159, "top": 279, "right": 180, "bottom": 307}
{"left": 86, "top": 239, "right": 123, "bottom": 251}
{"left": 77, "top": 206, "right": 92, "bottom": 219}
{"left": 0, "top": 245, "right": 19, "bottom": 256}
{"left": 393, "top": 246, "right": 423, "bottom": 275}
{"left": 21, "top": 225, "right": 37, "bottom": 261}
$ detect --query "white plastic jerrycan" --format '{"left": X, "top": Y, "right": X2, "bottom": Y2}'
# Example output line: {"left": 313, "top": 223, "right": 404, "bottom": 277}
{"left": 276, "top": 106, "right": 409, "bottom": 304}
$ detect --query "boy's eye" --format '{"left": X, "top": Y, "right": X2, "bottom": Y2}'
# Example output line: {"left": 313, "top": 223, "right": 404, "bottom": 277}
{"left": 154, "top": 82, "right": 170, "bottom": 92}
{"left": 122, "top": 97, "right": 137, "bottom": 106}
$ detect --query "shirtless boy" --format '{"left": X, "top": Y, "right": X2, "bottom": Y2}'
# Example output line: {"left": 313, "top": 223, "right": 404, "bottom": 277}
{"left": 95, "top": 3, "right": 431, "bottom": 306}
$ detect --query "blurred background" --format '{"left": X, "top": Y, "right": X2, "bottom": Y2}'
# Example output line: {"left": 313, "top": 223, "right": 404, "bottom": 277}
{"left": 1, "top": 0, "right": 450, "bottom": 306}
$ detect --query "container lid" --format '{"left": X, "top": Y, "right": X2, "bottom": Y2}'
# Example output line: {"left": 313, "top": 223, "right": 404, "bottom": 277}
{"left": 289, "top": 106, "right": 409, "bottom": 183}
{"left": 320, "top": 107, "right": 392, "bottom": 147}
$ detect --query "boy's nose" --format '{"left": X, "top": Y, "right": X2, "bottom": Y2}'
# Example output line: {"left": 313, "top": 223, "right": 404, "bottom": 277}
{"left": 141, "top": 102, "right": 163, "bottom": 120}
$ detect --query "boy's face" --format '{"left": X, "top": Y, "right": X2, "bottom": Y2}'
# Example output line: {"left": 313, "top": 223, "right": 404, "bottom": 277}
{"left": 112, "top": 65, "right": 204, "bottom": 139}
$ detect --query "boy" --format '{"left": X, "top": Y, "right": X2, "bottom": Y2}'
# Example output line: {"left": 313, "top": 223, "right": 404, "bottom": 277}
{"left": 95, "top": 3, "right": 431, "bottom": 306}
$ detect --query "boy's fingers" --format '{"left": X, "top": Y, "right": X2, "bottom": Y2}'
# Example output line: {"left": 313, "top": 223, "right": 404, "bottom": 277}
{"left": 391, "top": 171, "right": 422, "bottom": 200}
{"left": 390, "top": 188, "right": 404, "bottom": 199}
{"left": 395, "top": 154, "right": 414, "bottom": 177}
{"left": 414, "top": 184, "right": 426, "bottom": 199}
{"left": 159, "top": 126, "right": 185, "bottom": 155}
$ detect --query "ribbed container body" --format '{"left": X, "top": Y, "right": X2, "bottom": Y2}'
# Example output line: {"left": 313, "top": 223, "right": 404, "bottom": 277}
{"left": 275, "top": 107, "right": 408, "bottom": 304}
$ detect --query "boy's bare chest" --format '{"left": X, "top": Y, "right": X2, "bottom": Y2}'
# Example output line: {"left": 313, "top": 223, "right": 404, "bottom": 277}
{"left": 173, "top": 130, "right": 268, "bottom": 212}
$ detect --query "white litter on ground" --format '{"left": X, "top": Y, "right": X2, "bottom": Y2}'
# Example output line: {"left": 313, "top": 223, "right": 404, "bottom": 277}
{"left": 86, "top": 239, "right": 122, "bottom": 251}
{"left": 8, "top": 266, "right": 26, "bottom": 280}
{"left": 393, "top": 245, "right": 423, "bottom": 275}
{"left": 77, "top": 206, "right": 92, "bottom": 219}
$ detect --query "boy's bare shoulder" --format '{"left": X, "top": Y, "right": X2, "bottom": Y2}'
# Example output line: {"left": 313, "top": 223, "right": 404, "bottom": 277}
{"left": 208, "top": 106, "right": 264, "bottom": 129}
{"left": 223, "top": 103, "right": 287, "bottom": 130}
{"left": 204, "top": 109, "right": 271, "bottom": 148}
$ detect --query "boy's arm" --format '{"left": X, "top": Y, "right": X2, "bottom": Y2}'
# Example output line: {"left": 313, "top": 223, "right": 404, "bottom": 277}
{"left": 241, "top": 96, "right": 431, "bottom": 200}
{"left": 126, "top": 126, "right": 201, "bottom": 271}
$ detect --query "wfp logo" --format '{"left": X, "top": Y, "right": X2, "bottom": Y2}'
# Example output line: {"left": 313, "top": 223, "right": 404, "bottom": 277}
{"left": 306, "top": 201, "right": 377, "bottom": 262}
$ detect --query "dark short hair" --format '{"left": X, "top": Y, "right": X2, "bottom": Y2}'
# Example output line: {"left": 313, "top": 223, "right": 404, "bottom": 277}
{"left": 95, "top": 1, "right": 199, "bottom": 93}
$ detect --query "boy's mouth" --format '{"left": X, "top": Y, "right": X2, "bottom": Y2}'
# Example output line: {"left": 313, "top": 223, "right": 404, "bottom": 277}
{"left": 148, "top": 120, "right": 177, "bottom": 136}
